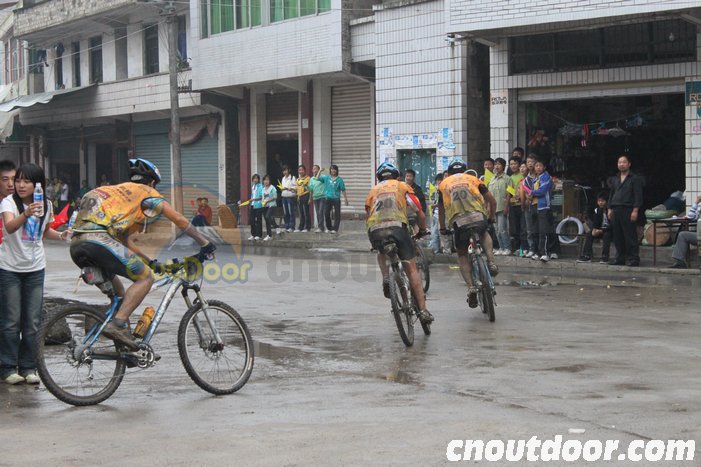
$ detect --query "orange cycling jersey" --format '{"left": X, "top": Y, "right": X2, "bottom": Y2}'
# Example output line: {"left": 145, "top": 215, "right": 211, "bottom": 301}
{"left": 438, "top": 173, "right": 488, "bottom": 225}
{"left": 365, "top": 180, "right": 416, "bottom": 231}
{"left": 73, "top": 182, "right": 165, "bottom": 238}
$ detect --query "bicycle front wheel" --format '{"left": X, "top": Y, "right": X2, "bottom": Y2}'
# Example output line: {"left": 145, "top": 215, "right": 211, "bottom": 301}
{"left": 388, "top": 267, "right": 414, "bottom": 346}
{"left": 36, "top": 305, "right": 126, "bottom": 406}
{"left": 476, "top": 257, "right": 496, "bottom": 322}
{"left": 178, "top": 300, "right": 254, "bottom": 395}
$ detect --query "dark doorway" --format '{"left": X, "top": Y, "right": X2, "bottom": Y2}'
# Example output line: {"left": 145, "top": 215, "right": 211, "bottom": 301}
{"left": 95, "top": 143, "right": 113, "bottom": 185}
{"left": 266, "top": 139, "right": 298, "bottom": 185}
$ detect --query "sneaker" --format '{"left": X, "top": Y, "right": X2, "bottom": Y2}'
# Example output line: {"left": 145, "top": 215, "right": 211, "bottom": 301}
{"left": 382, "top": 279, "right": 390, "bottom": 299}
{"left": 418, "top": 309, "right": 434, "bottom": 324}
{"left": 525, "top": 251, "right": 533, "bottom": 258}
{"left": 254, "top": 236, "right": 261, "bottom": 241}
{"left": 263, "top": 235, "right": 271, "bottom": 241}
{"left": 488, "top": 262, "right": 499, "bottom": 277}
{"left": 301, "top": 229, "right": 308, "bottom": 233}
{"left": 287, "top": 229, "right": 293, "bottom": 233}
{"left": 329, "top": 230, "right": 336, "bottom": 234}
{"left": 247, "top": 236, "right": 255, "bottom": 241}
{"left": 608, "top": 259, "right": 625, "bottom": 266}
{"left": 21, "top": 370, "right": 40, "bottom": 385}
{"left": 669, "top": 261, "right": 687, "bottom": 269}
{"left": 531, "top": 254, "right": 540, "bottom": 261}
{"left": 467, "top": 288, "right": 479, "bottom": 308}
{"left": 502, "top": 250, "right": 511, "bottom": 256}
{"left": 314, "top": 228, "right": 321, "bottom": 233}
{"left": 293, "top": 229, "right": 300, "bottom": 233}
{"left": 550, "top": 253, "right": 558, "bottom": 260}
{"left": 599, "top": 256, "right": 609, "bottom": 264}
{"left": 627, "top": 261, "right": 640, "bottom": 267}
{"left": 275, "top": 228, "right": 281, "bottom": 235}
{"left": 2, "top": 373, "right": 24, "bottom": 385}
{"left": 577, "top": 256, "right": 592, "bottom": 263}
{"left": 102, "top": 322, "right": 139, "bottom": 350}
{"left": 540, "top": 255, "right": 549, "bottom": 262}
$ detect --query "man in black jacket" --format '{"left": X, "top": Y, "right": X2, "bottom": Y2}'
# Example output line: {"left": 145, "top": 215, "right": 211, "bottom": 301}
{"left": 577, "top": 192, "right": 612, "bottom": 263}
{"left": 607, "top": 155, "right": 644, "bottom": 266}
{"left": 404, "top": 169, "right": 427, "bottom": 213}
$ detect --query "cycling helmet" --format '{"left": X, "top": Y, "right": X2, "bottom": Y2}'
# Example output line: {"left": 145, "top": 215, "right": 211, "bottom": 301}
{"left": 376, "top": 162, "right": 400, "bottom": 181}
{"left": 129, "top": 158, "right": 161, "bottom": 185}
{"left": 447, "top": 158, "right": 467, "bottom": 175}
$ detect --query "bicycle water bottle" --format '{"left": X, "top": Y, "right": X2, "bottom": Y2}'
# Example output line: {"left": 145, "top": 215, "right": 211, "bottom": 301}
{"left": 133, "top": 306, "right": 156, "bottom": 338}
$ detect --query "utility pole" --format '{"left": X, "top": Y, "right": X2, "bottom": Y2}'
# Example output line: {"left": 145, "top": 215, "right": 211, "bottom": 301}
{"left": 165, "top": 0, "right": 183, "bottom": 214}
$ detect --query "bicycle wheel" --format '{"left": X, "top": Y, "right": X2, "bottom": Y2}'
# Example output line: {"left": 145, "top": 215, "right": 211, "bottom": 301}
{"left": 178, "top": 300, "right": 254, "bottom": 395}
{"left": 415, "top": 244, "right": 430, "bottom": 293}
{"left": 36, "top": 305, "right": 126, "bottom": 406}
{"left": 388, "top": 266, "right": 414, "bottom": 346}
{"left": 476, "top": 257, "right": 496, "bottom": 322}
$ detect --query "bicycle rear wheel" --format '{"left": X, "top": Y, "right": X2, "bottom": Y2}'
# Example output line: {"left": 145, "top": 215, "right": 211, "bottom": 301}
{"left": 415, "top": 244, "right": 430, "bottom": 293}
{"left": 388, "top": 266, "right": 414, "bottom": 346}
{"left": 475, "top": 257, "right": 496, "bottom": 322}
{"left": 36, "top": 305, "right": 126, "bottom": 406}
{"left": 178, "top": 300, "right": 254, "bottom": 395}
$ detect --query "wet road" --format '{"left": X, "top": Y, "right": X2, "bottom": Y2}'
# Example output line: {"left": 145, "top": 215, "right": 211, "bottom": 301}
{"left": 1, "top": 243, "right": 700, "bottom": 465}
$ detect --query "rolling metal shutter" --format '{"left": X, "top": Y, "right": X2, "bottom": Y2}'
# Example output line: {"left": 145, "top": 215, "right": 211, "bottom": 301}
{"left": 134, "top": 120, "right": 171, "bottom": 191}
{"left": 331, "top": 83, "right": 373, "bottom": 214}
{"left": 266, "top": 92, "right": 298, "bottom": 138}
{"left": 182, "top": 133, "right": 219, "bottom": 219}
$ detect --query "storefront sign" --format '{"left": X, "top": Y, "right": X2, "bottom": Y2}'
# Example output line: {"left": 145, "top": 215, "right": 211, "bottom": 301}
{"left": 686, "top": 81, "right": 701, "bottom": 104}
{"left": 491, "top": 91, "right": 508, "bottom": 106}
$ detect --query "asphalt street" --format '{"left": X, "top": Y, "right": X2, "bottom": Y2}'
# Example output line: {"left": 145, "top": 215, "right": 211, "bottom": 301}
{"left": 0, "top": 242, "right": 699, "bottom": 466}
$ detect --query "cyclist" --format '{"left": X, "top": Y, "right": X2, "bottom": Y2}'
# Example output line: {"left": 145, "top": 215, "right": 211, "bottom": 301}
{"left": 365, "top": 162, "right": 433, "bottom": 324}
{"left": 438, "top": 158, "right": 497, "bottom": 309}
{"left": 69, "top": 158, "right": 216, "bottom": 350}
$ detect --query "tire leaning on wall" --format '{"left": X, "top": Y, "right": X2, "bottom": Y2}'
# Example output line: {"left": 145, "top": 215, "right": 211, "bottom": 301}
{"left": 556, "top": 216, "right": 584, "bottom": 245}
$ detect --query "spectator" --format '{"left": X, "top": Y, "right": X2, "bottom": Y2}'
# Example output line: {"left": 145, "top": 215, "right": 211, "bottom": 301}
{"left": 325, "top": 164, "right": 348, "bottom": 234}
{"left": 280, "top": 165, "right": 297, "bottom": 233}
{"left": 404, "top": 169, "right": 427, "bottom": 214}
{"left": 507, "top": 155, "right": 528, "bottom": 255}
{"left": 608, "top": 154, "right": 643, "bottom": 266}
{"left": 480, "top": 158, "right": 495, "bottom": 182}
{"left": 296, "top": 165, "right": 311, "bottom": 232}
{"left": 78, "top": 180, "right": 91, "bottom": 198}
{"left": 577, "top": 192, "right": 612, "bottom": 263}
{"left": 489, "top": 158, "right": 511, "bottom": 255}
{"left": 99, "top": 174, "right": 110, "bottom": 187}
{"left": 192, "top": 197, "right": 212, "bottom": 227}
{"left": 668, "top": 195, "right": 701, "bottom": 269}
{"left": 247, "top": 174, "right": 264, "bottom": 241}
{"left": 59, "top": 178, "right": 69, "bottom": 212}
{"left": 0, "top": 160, "right": 16, "bottom": 245}
{"left": 509, "top": 147, "right": 525, "bottom": 174}
{"left": 429, "top": 173, "right": 443, "bottom": 254}
{"left": 261, "top": 175, "right": 280, "bottom": 241}
{"left": 45, "top": 178, "right": 56, "bottom": 206}
{"left": 529, "top": 158, "right": 560, "bottom": 261}
{"left": 522, "top": 154, "right": 540, "bottom": 258}
{"left": 309, "top": 165, "right": 329, "bottom": 233}
{"left": 0, "top": 163, "right": 66, "bottom": 384}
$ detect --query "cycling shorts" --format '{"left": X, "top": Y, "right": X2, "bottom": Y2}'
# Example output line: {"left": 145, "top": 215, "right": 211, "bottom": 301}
{"left": 452, "top": 220, "right": 488, "bottom": 252}
{"left": 69, "top": 231, "right": 147, "bottom": 281}
{"left": 368, "top": 225, "right": 415, "bottom": 261}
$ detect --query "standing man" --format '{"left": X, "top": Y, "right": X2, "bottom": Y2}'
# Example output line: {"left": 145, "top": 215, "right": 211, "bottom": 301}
{"left": 608, "top": 154, "right": 644, "bottom": 267}
{"left": 488, "top": 158, "right": 511, "bottom": 255}
{"left": 506, "top": 155, "right": 527, "bottom": 255}
{"left": 521, "top": 154, "right": 540, "bottom": 258}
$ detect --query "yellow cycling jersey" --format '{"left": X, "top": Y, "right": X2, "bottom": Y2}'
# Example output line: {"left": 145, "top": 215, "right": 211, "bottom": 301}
{"left": 365, "top": 180, "right": 415, "bottom": 231}
{"left": 438, "top": 173, "right": 488, "bottom": 225}
{"left": 73, "top": 182, "right": 165, "bottom": 238}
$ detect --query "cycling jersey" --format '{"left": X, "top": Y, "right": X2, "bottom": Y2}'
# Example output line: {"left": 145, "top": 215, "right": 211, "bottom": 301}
{"left": 73, "top": 182, "right": 165, "bottom": 238}
{"left": 365, "top": 180, "right": 418, "bottom": 232}
{"left": 438, "top": 173, "right": 488, "bottom": 226}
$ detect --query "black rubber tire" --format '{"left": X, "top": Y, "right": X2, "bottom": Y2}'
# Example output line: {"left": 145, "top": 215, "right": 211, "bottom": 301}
{"left": 420, "top": 312, "right": 431, "bottom": 336}
{"left": 416, "top": 245, "right": 430, "bottom": 293}
{"left": 388, "top": 267, "right": 414, "bottom": 347}
{"left": 476, "top": 258, "right": 496, "bottom": 322}
{"left": 178, "top": 300, "right": 254, "bottom": 395}
{"left": 36, "top": 304, "right": 126, "bottom": 406}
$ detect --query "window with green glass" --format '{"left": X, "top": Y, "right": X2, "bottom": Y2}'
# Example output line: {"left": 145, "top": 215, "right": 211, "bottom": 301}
{"left": 270, "top": 0, "right": 284, "bottom": 22}
{"left": 236, "top": 0, "right": 249, "bottom": 28}
{"left": 318, "top": 0, "right": 330, "bottom": 12}
{"left": 300, "top": 0, "right": 315, "bottom": 16}
{"left": 221, "top": 0, "right": 234, "bottom": 31}
{"left": 209, "top": 0, "right": 222, "bottom": 34}
{"left": 284, "top": 0, "right": 299, "bottom": 19}
{"left": 271, "top": 0, "right": 329, "bottom": 22}
{"left": 251, "top": 0, "right": 261, "bottom": 26}
{"left": 203, "top": 0, "right": 261, "bottom": 35}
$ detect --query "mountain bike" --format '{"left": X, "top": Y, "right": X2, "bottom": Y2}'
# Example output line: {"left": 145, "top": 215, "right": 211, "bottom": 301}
{"left": 408, "top": 219, "right": 430, "bottom": 293}
{"left": 467, "top": 231, "right": 496, "bottom": 322}
{"left": 383, "top": 234, "right": 431, "bottom": 347}
{"left": 36, "top": 256, "right": 254, "bottom": 406}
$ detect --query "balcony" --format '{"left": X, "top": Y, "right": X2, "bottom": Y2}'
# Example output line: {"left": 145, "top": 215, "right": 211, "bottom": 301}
{"left": 14, "top": 0, "right": 142, "bottom": 43}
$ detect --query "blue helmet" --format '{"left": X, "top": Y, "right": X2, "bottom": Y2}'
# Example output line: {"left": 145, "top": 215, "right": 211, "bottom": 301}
{"left": 129, "top": 158, "right": 162, "bottom": 185}
{"left": 376, "top": 162, "right": 400, "bottom": 181}
{"left": 448, "top": 158, "right": 467, "bottom": 175}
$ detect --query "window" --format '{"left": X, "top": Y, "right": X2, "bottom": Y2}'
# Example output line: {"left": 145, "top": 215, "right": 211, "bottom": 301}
{"left": 144, "top": 24, "right": 159, "bottom": 75}
{"left": 509, "top": 19, "right": 697, "bottom": 74}
{"left": 10, "top": 39, "right": 21, "bottom": 82}
{"left": 178, "top": 16, "right": 188, "bottom": 66}
{"left": 72, "top": 42, "right": 81, "bottom": 87}
{"left": 55, "top": 55, "right": 63, "bottom": 89}
{"left": 270, "top": 0, "right": 328, "bottom": 22}
{"left": 89, "top": 36, "right": 102, "bottom": 83}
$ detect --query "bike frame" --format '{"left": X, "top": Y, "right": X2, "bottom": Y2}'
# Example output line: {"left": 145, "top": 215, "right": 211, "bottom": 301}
{"left": 468, "top": 237, "right": 495, "bottom": 291}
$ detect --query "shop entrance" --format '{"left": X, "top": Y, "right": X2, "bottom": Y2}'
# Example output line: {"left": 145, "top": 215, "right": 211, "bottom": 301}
{"left": 398, "top": 149, "right": 436, "bottom": 194}
{"left": 524, "top": 93, "right": 685, "bottom": 213}
{"left": 266, "top": 139, "right": 298, "bottom": 184}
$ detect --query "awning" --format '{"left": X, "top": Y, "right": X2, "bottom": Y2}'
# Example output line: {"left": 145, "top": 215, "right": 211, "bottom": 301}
{"left": 0, "top": 84, "right": 94, "bottom": 113}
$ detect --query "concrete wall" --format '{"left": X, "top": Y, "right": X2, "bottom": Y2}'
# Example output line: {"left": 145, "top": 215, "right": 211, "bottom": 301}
{"left": 374, "top": 0, "right": 469, "bottom": 158}
{"left": 350, "top": 17, "right": 374, "bottom": 62}
{"left": 191, "top": 1, "right": 344, "bottom": 89}
{"left": 14, "top": 0, "right": 138, "bottom": 36}
{"left": 446, "top": 0, "right": 698, "bottom": 33}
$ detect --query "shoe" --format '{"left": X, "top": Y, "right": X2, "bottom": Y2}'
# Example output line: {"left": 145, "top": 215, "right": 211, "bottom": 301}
{"left": 247, "top": 236, "right": 255, "bottom": 241}
{"left": 531, "top": 254, "right": 540, "bottom": 261}
{"left": 540, "top": 255, "right": 549, "bottom": 262}
{"left": 287, "top": 229, "right": 293, "bottom": 233}
{"left": 599, "top": 256, "right": 609, "bottom": 264}
{"left": 315, "top": 228, "right": 321, "bottom": 233}
{"left": 525, "top": 251, "right": 533, "bottom": 258}
{"left": 275, "top": 228, "right": 281, "bottom": 235}
{"left": 21, "top": 370, "right": 40, "bottom": 385}
{"left": 502, "top": 250, "right": 511, "bottom": 256}
{"left": 102, "top": 322, "right": 139, "bottom": 350}
{"left": 467, "top": 288, "right": 479, "bottom": 308}
{"left": 627, "top": 261, "right": 639, "bottom": 267}
{"left": 293, "top": 229, "right": 300, "bottom": 233}
{"left": 2, "top": 373, "right": 24, "bottom": 385}
{"left": 263, "top": 235, "right": 271, "bottom": 241}
{"left": 329, "top": 230, "right": 336, "bottom": 234}
{"left": 488, "top": 262, "right": 499, "bottom": 277}
{"left": 608, "top": 259, "right": 625, "bottom": 266}
{"left": 669, "top": 260, "right": 687, "bottom": 269}
{"left": 254, "top": 236, "right": 261, "bottom": 241}
{"left": 301, "top": 229, "right": 308, "bottom": 232}
{"left": 577, "top": 256, "right": 592, "bottom": 263}
{"left": 418, "top": 309, "right": 434, "bottom": 324}
{"left": 382, "top": 279, "right": 390, "bottom": 299}
{"left": 549, "top": 253, "right": 558, "bottom": 260}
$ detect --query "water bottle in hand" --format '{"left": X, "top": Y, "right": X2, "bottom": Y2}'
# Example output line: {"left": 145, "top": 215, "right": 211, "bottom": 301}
{"left": 33, "top": 183, "right": 44, "bottom": 217}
